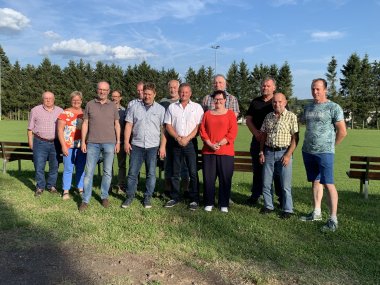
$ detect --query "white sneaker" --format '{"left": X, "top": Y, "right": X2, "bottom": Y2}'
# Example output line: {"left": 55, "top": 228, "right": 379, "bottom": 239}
{"left": 204, "top": 206, "right": 213, "bottom": 212}
{"left": 220, "top": 207, "right": 228, "bottom": 213}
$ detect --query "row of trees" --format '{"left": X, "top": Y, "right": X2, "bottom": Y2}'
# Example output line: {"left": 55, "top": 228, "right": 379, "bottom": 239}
{"left": 1, "top": 45, "right": 379, "bottom": 127}
{"left": 326, "top": 54, "right": 380, "bottom": 128}
{"left": 0, "top": 45, "right": 292, "bottom": 119}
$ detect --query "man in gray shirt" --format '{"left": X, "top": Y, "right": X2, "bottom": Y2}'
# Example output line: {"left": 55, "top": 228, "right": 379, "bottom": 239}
{"left": 121, "top": 83, "right": 166, "bottom": 209}
{"left": 79, "top": 81, "right": 120, "bottom": 211}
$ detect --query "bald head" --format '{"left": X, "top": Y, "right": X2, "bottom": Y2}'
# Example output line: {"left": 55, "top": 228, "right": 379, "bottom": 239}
{"left": 42, "top": 91, "right": 55, "bottom": 109}
{"left": 272, "top": 93, "right": 287, "bottom": 114}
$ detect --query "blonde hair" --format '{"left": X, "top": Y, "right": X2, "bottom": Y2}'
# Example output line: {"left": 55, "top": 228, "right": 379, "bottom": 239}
{"left": 70, "top": 91, "right": 83, "bottom": 100}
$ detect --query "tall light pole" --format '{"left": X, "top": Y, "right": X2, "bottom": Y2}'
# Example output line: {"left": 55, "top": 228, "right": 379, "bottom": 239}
{"left": 211, "top": 45, "right": 220, "bottom": 74}
{"left": 0, "top": 60, "right": 2, "bottom": 121}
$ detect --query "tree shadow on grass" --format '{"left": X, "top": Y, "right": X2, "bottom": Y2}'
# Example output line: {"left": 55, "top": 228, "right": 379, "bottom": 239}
{"left": 0, "top": 197, "right": 95, "bottom": 284}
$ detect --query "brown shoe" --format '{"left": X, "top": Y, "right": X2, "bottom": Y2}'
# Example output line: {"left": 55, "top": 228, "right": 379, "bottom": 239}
{"left": 62, "top": 192, "right": 71, "bottom": 200}
{"left": 102, "top": 199, "right": 110, "bottom": 208}
{"left": 48, "top": 186, "right": 58, "bottom": 194}
{"left": 34, "top": 188, "right": 43, "bottom": 197}
{"left": 78, "top": 202, "right": 88, "bottom": 212}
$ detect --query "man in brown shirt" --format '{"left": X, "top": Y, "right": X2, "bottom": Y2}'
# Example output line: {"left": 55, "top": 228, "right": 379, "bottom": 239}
{"left": 79, "top": 81, "right": 120, "bottom": 211}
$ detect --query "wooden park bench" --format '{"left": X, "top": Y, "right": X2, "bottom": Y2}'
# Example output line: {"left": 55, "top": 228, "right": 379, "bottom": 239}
{"left": 196, "top": 150, "right": 252, "bottom": 172}
{"left": 0, "top": 141, "right": 33, "bottom": 174}
{"left": 346, "top": 156, "right": 380, "bottom": 199}
{"left": 0, "top": 140, "right": 103, "bottom": 178}
{"left": 158, "top": 150, "right": 252, "bottom": 179}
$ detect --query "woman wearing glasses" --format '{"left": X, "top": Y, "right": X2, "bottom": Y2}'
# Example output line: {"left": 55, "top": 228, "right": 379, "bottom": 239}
{"left": 199, "top": 90, "right": 238, "bottom": 213}
{"left": 57, "top": 91, "right": 86, "bottom": 200}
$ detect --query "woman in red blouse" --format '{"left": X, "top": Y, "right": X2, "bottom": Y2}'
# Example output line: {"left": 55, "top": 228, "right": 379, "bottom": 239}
{"left": 199, "top": 90, "right": 238, "bottom": 212}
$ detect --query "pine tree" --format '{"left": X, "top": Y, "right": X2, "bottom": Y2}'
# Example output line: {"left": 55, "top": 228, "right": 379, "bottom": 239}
{"left": 340, "top": 53, "right": 362, "bottom": 128}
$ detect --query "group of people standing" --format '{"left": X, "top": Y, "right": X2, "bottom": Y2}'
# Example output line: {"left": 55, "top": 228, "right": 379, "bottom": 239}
{"left": 27, "top": 74, "right": 346, "bottom": 232}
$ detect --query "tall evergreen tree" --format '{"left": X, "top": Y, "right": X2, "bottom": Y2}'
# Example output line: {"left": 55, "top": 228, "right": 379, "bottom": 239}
{"left": 0, "top": 45, "right": 12, "bottom": 119}
{"left": 340, "top": 53, "right": 362, "bottom": 128}
{"left": 326, "top": 56, "right": 339, "bottom": 101}
{"left": 277, "top": 62, "right": 293, "bottom": 102}
{"left": 226, "top": 61, "right": 239, "bottom": 98}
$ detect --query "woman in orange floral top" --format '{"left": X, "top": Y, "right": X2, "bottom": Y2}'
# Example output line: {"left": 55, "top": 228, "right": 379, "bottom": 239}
{"left": 57, "top": 91, "right": 86, "bottom": 200}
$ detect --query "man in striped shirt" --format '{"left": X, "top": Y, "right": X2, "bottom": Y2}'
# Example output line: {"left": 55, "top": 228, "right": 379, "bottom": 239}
{"left": 259, "top": 93, "right": 299, "bottom": 219}
{"left": 27, "top": 91, "right": 63, "bottom": 197}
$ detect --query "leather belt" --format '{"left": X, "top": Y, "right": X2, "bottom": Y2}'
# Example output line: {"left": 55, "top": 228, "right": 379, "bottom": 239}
{"left": 34, "top": 134, "right": 55, "bottom": 143}
{"left": 265, "top": 146, "right": 288, "bottom": 151}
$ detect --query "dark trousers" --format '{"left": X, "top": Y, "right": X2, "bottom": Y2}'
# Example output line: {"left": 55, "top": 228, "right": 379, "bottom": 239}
{"left": 203, "top": 154, "right": 234, "bottom": 208}
{"left": 116, "top": 143, "right": 127, "bottom": 189}
{"left": 250, "top": 137, "right": 282, "bottom": 203}
{"left": 171, "top": 140, "right": 199, "bottom": 202}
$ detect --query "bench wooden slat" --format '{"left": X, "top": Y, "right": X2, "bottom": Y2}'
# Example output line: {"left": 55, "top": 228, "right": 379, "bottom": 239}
{"left": 1, "top": 141, "right": 33, "bottom": 173}
{"left": 349, "top": 163, "right": 380, "bottom": 171}
{"left": 350, "top": 156, "right": 380, "bottom": 162}
{"left": 347, "top": 171, "right": 380, "bottom": 180}
{"left": 6, "top": 153, "right": 34, "bottom": 162}
{"left": 347, "top": 155, "right": 380, "bottom": 199}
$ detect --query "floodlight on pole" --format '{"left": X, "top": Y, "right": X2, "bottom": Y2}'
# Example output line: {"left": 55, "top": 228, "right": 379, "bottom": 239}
{"left": 211, "top": 45, "right": 220, "bottom": 74}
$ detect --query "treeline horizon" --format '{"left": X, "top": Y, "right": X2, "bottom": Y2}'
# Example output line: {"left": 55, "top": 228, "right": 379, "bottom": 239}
{"left": 0, "top": 45, "right": 379, "bottom": 127}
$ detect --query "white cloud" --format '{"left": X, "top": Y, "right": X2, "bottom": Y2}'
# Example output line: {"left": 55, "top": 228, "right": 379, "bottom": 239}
{"left": 270, "top": 0, "right": 297, "bottom": 7}
{"left": 310, "top": 31, "right": 345, "bottom": 41}
{"left": 111, "top": 46, "right": 154, "bottom": 60}
{"left": 44, "top": 30, "right": 60, "bottom": 39}
{"left": 0, "top": 8, "right": 30, "bottom": 32}
{"left": 216, "top": 32, "right": 244, "bottom": 42}
{"left": 39, "top": 38, "right": 154, "bottom": 60}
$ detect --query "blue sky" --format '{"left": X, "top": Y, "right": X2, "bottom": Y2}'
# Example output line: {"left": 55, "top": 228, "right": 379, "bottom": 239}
{"left": 0, "top": 0, "right": 379, "bottom": 99}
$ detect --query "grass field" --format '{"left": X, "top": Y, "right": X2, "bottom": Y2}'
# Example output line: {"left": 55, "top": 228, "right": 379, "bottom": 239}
{"left": 0, "top": 120, "right": 379, "bottom": 284}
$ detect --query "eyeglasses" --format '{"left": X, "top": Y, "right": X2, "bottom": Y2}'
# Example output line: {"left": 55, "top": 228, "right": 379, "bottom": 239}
{"left": 213, "top": 98, "right": 225, "bottom": 102}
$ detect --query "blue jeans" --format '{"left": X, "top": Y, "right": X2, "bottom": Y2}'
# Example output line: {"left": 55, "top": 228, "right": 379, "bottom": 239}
{"left": 171, "top": 140, "right": 199, "bottom": 202}
{"left": 126, "top": 145, "right": 158, "bottom": 198}
{"left": 62, "top": 148, "right": 86, "bottom": 190}
{"left": 82, "top": 143, "right": 115, "bottom": 204}
{"left": 250, "top": 137, "right": 282, "bottom": 203}
{"left": 262, "top": 148, "right": 293, "bottom": 213}
{"left": 33, "top": 137, "right": 60, "bottom": 189}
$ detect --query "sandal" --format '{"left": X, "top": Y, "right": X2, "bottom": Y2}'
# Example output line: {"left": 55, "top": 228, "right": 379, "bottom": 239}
{"left": 78, "top": 188, "right": 84, "bottom": 195}
{"left": 62, "top": 192, "right": 71, "bottom": 200}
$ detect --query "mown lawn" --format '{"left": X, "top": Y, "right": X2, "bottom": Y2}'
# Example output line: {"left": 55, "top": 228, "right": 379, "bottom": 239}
{"left": 0, "top": 120, "right": 379, "bottom": 284}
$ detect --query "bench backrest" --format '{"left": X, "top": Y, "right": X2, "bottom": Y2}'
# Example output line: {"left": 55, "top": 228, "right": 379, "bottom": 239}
{"left": 0, "top": 141, "right": 33, "bottom": 162}
{"left": 197, "top": 150, "right": 252, "bottom": 172}
{"left": 348, "top": 156, "right": 380, "bottom": 181}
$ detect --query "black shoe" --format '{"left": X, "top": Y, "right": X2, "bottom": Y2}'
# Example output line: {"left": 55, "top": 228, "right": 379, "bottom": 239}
{"left": 34, "top": 188, "right": 43, "bottom": 197}
{"left": 189, "top": 202, "right": 198, "bottom": 211}
{"left": 280, "top": 212, "right": 292, "bottom": 219}
{"left": 144, "top": 197, "right": 152, "bottom": 209}
{"left": 165, "top": 199, "right": 178, "bottom": 208}
{"left": 121, "top": 197, "right": 133, "bottom": 208}
{"left": 48, "top": 186, "right": 58, "bottom": 194}
{"left": 260, "top": 207, "right": 274, "bottom": 215}
{"left": 246, "top": 196, "right": 258, "bottom": 206}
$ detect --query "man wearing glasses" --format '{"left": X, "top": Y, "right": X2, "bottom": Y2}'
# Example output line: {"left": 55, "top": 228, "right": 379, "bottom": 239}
{"left": 79, "top": 81, "right": 121, "bottom": 211}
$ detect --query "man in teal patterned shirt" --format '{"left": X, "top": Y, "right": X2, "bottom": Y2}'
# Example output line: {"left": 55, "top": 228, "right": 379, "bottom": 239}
{"left": 300, "top": 78, "right": 347, "bottom": 232}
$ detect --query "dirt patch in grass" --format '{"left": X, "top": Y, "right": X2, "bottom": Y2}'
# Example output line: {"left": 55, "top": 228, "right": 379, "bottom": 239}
{"left": 0, "top": 237, "right": 229, "bottom": 285}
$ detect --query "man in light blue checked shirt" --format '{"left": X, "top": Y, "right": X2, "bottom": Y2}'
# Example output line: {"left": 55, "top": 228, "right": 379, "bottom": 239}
{"left": 121, "top": 83, "right": 166, "bottom": 209}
